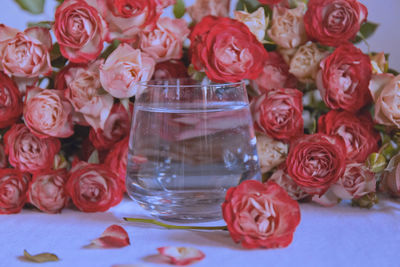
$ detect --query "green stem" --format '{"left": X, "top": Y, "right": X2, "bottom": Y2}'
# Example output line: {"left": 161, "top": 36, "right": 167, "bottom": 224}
{"left": 123, "top": 217, "right": 227, "bottom": 231}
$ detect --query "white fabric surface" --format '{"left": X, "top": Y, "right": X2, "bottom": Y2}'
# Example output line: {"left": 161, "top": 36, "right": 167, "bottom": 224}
{"left": 1, "top": 196, "right": 400, "bottom": 267}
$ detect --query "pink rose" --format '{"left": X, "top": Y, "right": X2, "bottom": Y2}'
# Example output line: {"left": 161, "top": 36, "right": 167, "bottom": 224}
{"left": 187, "top": 0, "right": 230, "bottom": 24}
{"left": 100, "top": 44, "right": 155, "bottom": 98}
{"left": 28, "top": 169, "right": 69, "bottom": 213}
{"left": 0, "top": 169, "right": 29, "bottom": 214}
{"left": 139, "top": 17, "right": 190, "bottom": 62}
{"left": 53, "top": 0, "right": 107, "bottom": 63}
{"left": 105, "top": 137, "right": 129, "bottom": 189}
{"left": 381, "top": 153, "right": 400, "bottom": 197}
{"left": 253, "top": 51, "right": 297, "bottom": 93}
{"left": 3, "top": 124, "right": 61, "bottom": 174}
{"left": 269, "top": 168, "right": 309, "bottom": 201}
{"left": 0, "top": 144, "right": 7, "bottom": 168}
{"left": 60, "top": 60, "right": 114, "bottom": 130}
{"left": 222, "top": 180, "right": 301, "bottom": 249}
{"left": 153, "top": 60, "right": 188, "bottom": 80}
{"left": 0, "top": 71, "right": 23, "bottom": 128}
{"left": 98, "top": 0, "right": 161, "bottom": 42}
{"left": 0, "top": 25, "right": 52, "bottom": 77}
{"left": 331, "top": 163, "right": 376, "bottom": 200}
{"left": 155, "top": 0, "right": 176, "bottom": 8}
{"left": 24, "top": 87, "right": 74, "bottom": 138}
{"left": 89, "top": 103, "right": 131, "bottom": 151}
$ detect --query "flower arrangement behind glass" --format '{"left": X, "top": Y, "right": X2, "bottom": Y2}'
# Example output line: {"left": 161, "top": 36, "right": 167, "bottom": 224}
{"left": 0, "top": 0, "right": 399, "bottom": 250}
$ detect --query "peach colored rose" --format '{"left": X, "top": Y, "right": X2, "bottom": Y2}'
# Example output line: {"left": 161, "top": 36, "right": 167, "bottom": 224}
{"left": 370, "top": 52, "right": 387, "bottom": 74}
{"left": 53, "top": 0, "right": 107, "bottom": 63}
{"left": 289, "top": 42, "right": 328, "bottom": 83}
{"left": 62, "top": 60, "right": 114, "bottom": 130}
{"left": 269, "top": 168, "right": 309, "bottom": 201}
{"left": 28, "top": 169, "right": 69, "bottom": 213}
{"left": 234, "top": 7, "right": 268, "bottom": 42}
{"left": 187, "top": 0, "right": 230, "bottom": 24}
{"left": 139, "top": 17, "right": 190, "bottom": 62}
{"left": 381, "top": 153, "right": 400, "bottom": 197}
{"left": 0, "top": 25, "right": 52, "bottom": 77}
{"left": 3, "top": 124, "right": 61, "bottom": 174}
{"left": 268, "top": 4, "right": 307, "bottom": 49}
{"left": 0, "top": 169, "right": 29, "bottom": 214}
{"left": 24, "top": 87, "right": 74, "bottom": 138}
{"left": 100, "top": 44, "right": 155, "bottom": 98}
{"left": 256, "top": 133, "right": 288, "bottom": 173}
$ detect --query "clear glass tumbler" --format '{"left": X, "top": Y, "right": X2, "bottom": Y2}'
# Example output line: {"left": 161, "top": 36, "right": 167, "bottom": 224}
{"left": 126, "top": 79, "right": 261, "bottom": 222}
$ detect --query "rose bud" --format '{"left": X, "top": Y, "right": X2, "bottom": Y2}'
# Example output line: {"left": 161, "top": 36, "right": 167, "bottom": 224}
{"left": 66, "top": 162, "right": 124, "bottom": 212}
{"left": 251, "top": 88, "right": 303, "bottom": 142}
{"left": 222, "top": 180, "right": 301, "bottom": 249}
{"left": 187, "top": 0, "right": 230, "bottom": 24}
{"left": 28, "top": 169, "right": 69, "bottom": 213}
{"left": 3, "top": 124, "right": 61, "bottom": 174}
{"left": 53, "top": 0, "right": 107, "bottom": 63}
{"left": 153, "top": 60, "right": 188, "bottom": 80}
{"left": 317, "top": 43, "right": 372, "bottom": 113}
{"left": 0, "top": 71, "right": 23, "bottom": 128}
{"left": 105, "top": 137, "right": 129, "bottom": 189}
{"left": 189, "top": 16, "right": 268, "bottom": 83}
{"left": 0, "top": 169, "right": 29, "bottom": 214}
{"left": 304, "top": 0, "right": 367, "bottom": 47}
{"left": 286, "top": 134, "right": 346, "bottom": 196}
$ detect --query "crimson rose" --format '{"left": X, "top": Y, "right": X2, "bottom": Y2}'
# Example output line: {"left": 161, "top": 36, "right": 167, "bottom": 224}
{"left": 0, "top": 169, "right": 29, "bottom": 214}
{"left": 0, "top": 71, "right": 23, "bottom": 128}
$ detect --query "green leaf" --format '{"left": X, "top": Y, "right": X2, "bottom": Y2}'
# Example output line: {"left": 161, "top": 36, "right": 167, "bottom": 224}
{"left": 14, "top": 0, "right": 45, "bottom": 14}
{"left": 173, "top": 0, "right": 185, "bottom": 19}
{"left": 354, "top": 21, "right": 379, "bottom": 44}
{"left": 101, "top": 40, "right": 120, "bottom": 59}
{"left": 21, "top": 250, "right": 59, "bottom": 263}
{"left": 50, "top": 43, "right": 68, "bottom": 69}
{"left": 27, "top": 21, "right": 53, "bottom": 29}
{"left": 388, "top": 68, "right": 399, "bottom": 76}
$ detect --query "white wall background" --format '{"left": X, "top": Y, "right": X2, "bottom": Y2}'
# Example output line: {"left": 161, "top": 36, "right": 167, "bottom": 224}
{"left": 1, "top": 0, "right": 399, "bottom": 70}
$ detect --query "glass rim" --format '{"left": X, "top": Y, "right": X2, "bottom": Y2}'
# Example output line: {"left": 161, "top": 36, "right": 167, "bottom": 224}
{"left": 138, "top": 78, "right": 245, "bottom": 88}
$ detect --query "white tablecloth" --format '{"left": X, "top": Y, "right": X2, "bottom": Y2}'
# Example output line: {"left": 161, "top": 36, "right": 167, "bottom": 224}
{"left": 1, "top": 196, "right": 400, "bottom": 267}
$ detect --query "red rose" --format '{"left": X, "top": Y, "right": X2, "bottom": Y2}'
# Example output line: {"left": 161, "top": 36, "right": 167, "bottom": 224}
{"left": 66, "top": 162, "right": 124, "bottom": 212}
{"left": 318, "top": 110, "right": 380, "bottom": 162}
{"left": 0, "top": 144, "right": 6, "bottom": 168}
{"left": 222, "top": 180, "right": 301, "bottom": 249}
{"left": 251, "top": 88, "right": 303, "bottom": 141}
{"left": 28, "top": 169, "right": 69, "bottom": 213}
{"left": 286, "top": 134, "right": 346, "bottom": 195}
{"left": 53, "top": 0, "right": 107, "bottom": 63}
{"left": 153, "top": 60, "right": 188, "bottom": 80}
{"left": 0, "top": 71, "right": 23, "bottom": 128}
{"left": 304, "top": 0, "right": 367, "bottom": 47}
{"left": 3, "top": 124, "right": 61, "bottom": 173}
{"left": 317, "top": 43, "right": 372, "bottom": 112}
{"left": 105, "top": 137, "right": 129, "bottom": 189}
{"left": 189, "top": 16, "right": 268, "bottom": 83}
{"left": 0, "top": 169, "right": 29, "bottom": 214}
{"left": 253, "top": 51, "right": 297, "bottom": 93}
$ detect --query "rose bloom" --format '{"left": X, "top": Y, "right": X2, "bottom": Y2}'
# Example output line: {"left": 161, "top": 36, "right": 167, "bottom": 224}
{"left": 304, "top": 0, "right": 367, "bottom": 47}
{"left": 289, "top": 42, "right": 328, "bottom": 83}
{"left": 0, "top": 144, "right": 7, "bottom": 168}
{"left": 53, "top": 0, "right": 107, "bottom": 63}
{"left": 222, "top": 180, "right": 300, "bottom": 249}
{"left": 28, "top": 169, "right": 69, "bottom": 213}
{"left": 318, "top": 110, "right": 380, "bottom": 163}
{"left": 268, "top": 4, "right": 308, "bottom": 49}
{"left": 381, "top": 153, "right": 400, "bottom": 197}
{"left": 0, "top": 25, "right": 52, "bottom": 77}
{"left": 89, "top": 103, "right": 131, "bottom": 151}
{"left": 24, "top": 87, "right": 74, "bottom": 138}
{"left": 3, "top": 124, "right": 61, "bottom": 174}
{"left": 139, "top": 17, "right": 189, "bottom": 62}
{"left": 256, "top": 133, "right": 288, "bottom": 173}
{"left": 331, "top": 163, "right": 376, "bottom": 200}
{"left": 190, "top": 16, "right": 268, "bottom": 83}
{"left": 253, "top": 51, "right": 297, "bottom": 93}
{"left": 187, "top": 0, "right": 230, "bottom": 24}
{"left": 98, "top": 0, "right": 161, "bottom": 42}
{"left": 59, "top": 60, "right": 114, "bottom": 130}
{"left": 0, "top": 169, "right": 29, "bottom": 214}
{"left": 153, "top": 60, "right": 188, "bottom": 80}
{"left": 0, "top": 71, "right": 23, "bottom": 128}
{"left": 286, "top": 134, "right": 346, "bottom": 195}
{"left": 100, "top": 44, "right": 155, "bottom": 98}
{"left": 251, "top": 88, "right": 303, "bottom": 142}
{"left": 105, "top": 137, "right": 129, "bottom": 188}
{"left": 234, "top": 7, "right": 267, "bottom": 42}
{"left": 269, "top": 168, "right": 309, "bottom": 201}
{"left": 317, "top": 43, "right": 372, "bottom": 112}
{"left": 66, "top": 162, "right": 124, "bottom": 212}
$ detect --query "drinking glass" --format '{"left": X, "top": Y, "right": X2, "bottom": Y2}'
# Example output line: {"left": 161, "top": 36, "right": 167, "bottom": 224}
{"left": 126, "top": 79, "right": 261, "bottom": 222}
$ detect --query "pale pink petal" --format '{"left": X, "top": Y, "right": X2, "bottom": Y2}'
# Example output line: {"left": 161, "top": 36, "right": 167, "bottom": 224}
{"left": 24, "top": 27, "right": 52, "bottom": 51}
{"left": 88, "top": 225, "right": 130, "bottom": 248}
{"left": 369, "top": 73, "right": 394, "bottom": 101}
{"left": 157, "top": 246, "right": 205, "bottom": 266}
{"left": 0, "top": 24, "right": 18, "bottom": 42}
{"left": 312, "top": 189, "right": 340, "bottom": 207}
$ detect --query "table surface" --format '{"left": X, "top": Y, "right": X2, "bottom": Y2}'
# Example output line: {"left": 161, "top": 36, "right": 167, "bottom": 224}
{"left": 1, "top": 196, "right": 400, "bottom": 267}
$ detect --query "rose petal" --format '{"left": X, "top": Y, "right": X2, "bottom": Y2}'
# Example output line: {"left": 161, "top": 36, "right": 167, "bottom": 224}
{"left": 0, "top": 24, "right": 19, "bottom": 42}
{"left": 24, "top": 27, "right": 52, "bottom": 51}
{"left": 87, "top": 225, "right": 130, "bottom": 248}
{"left": 157, "top": 246, "right": 205, "bottom": 266}
{"left": 21, "top": 250, "right": 59, "bottom": 263}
